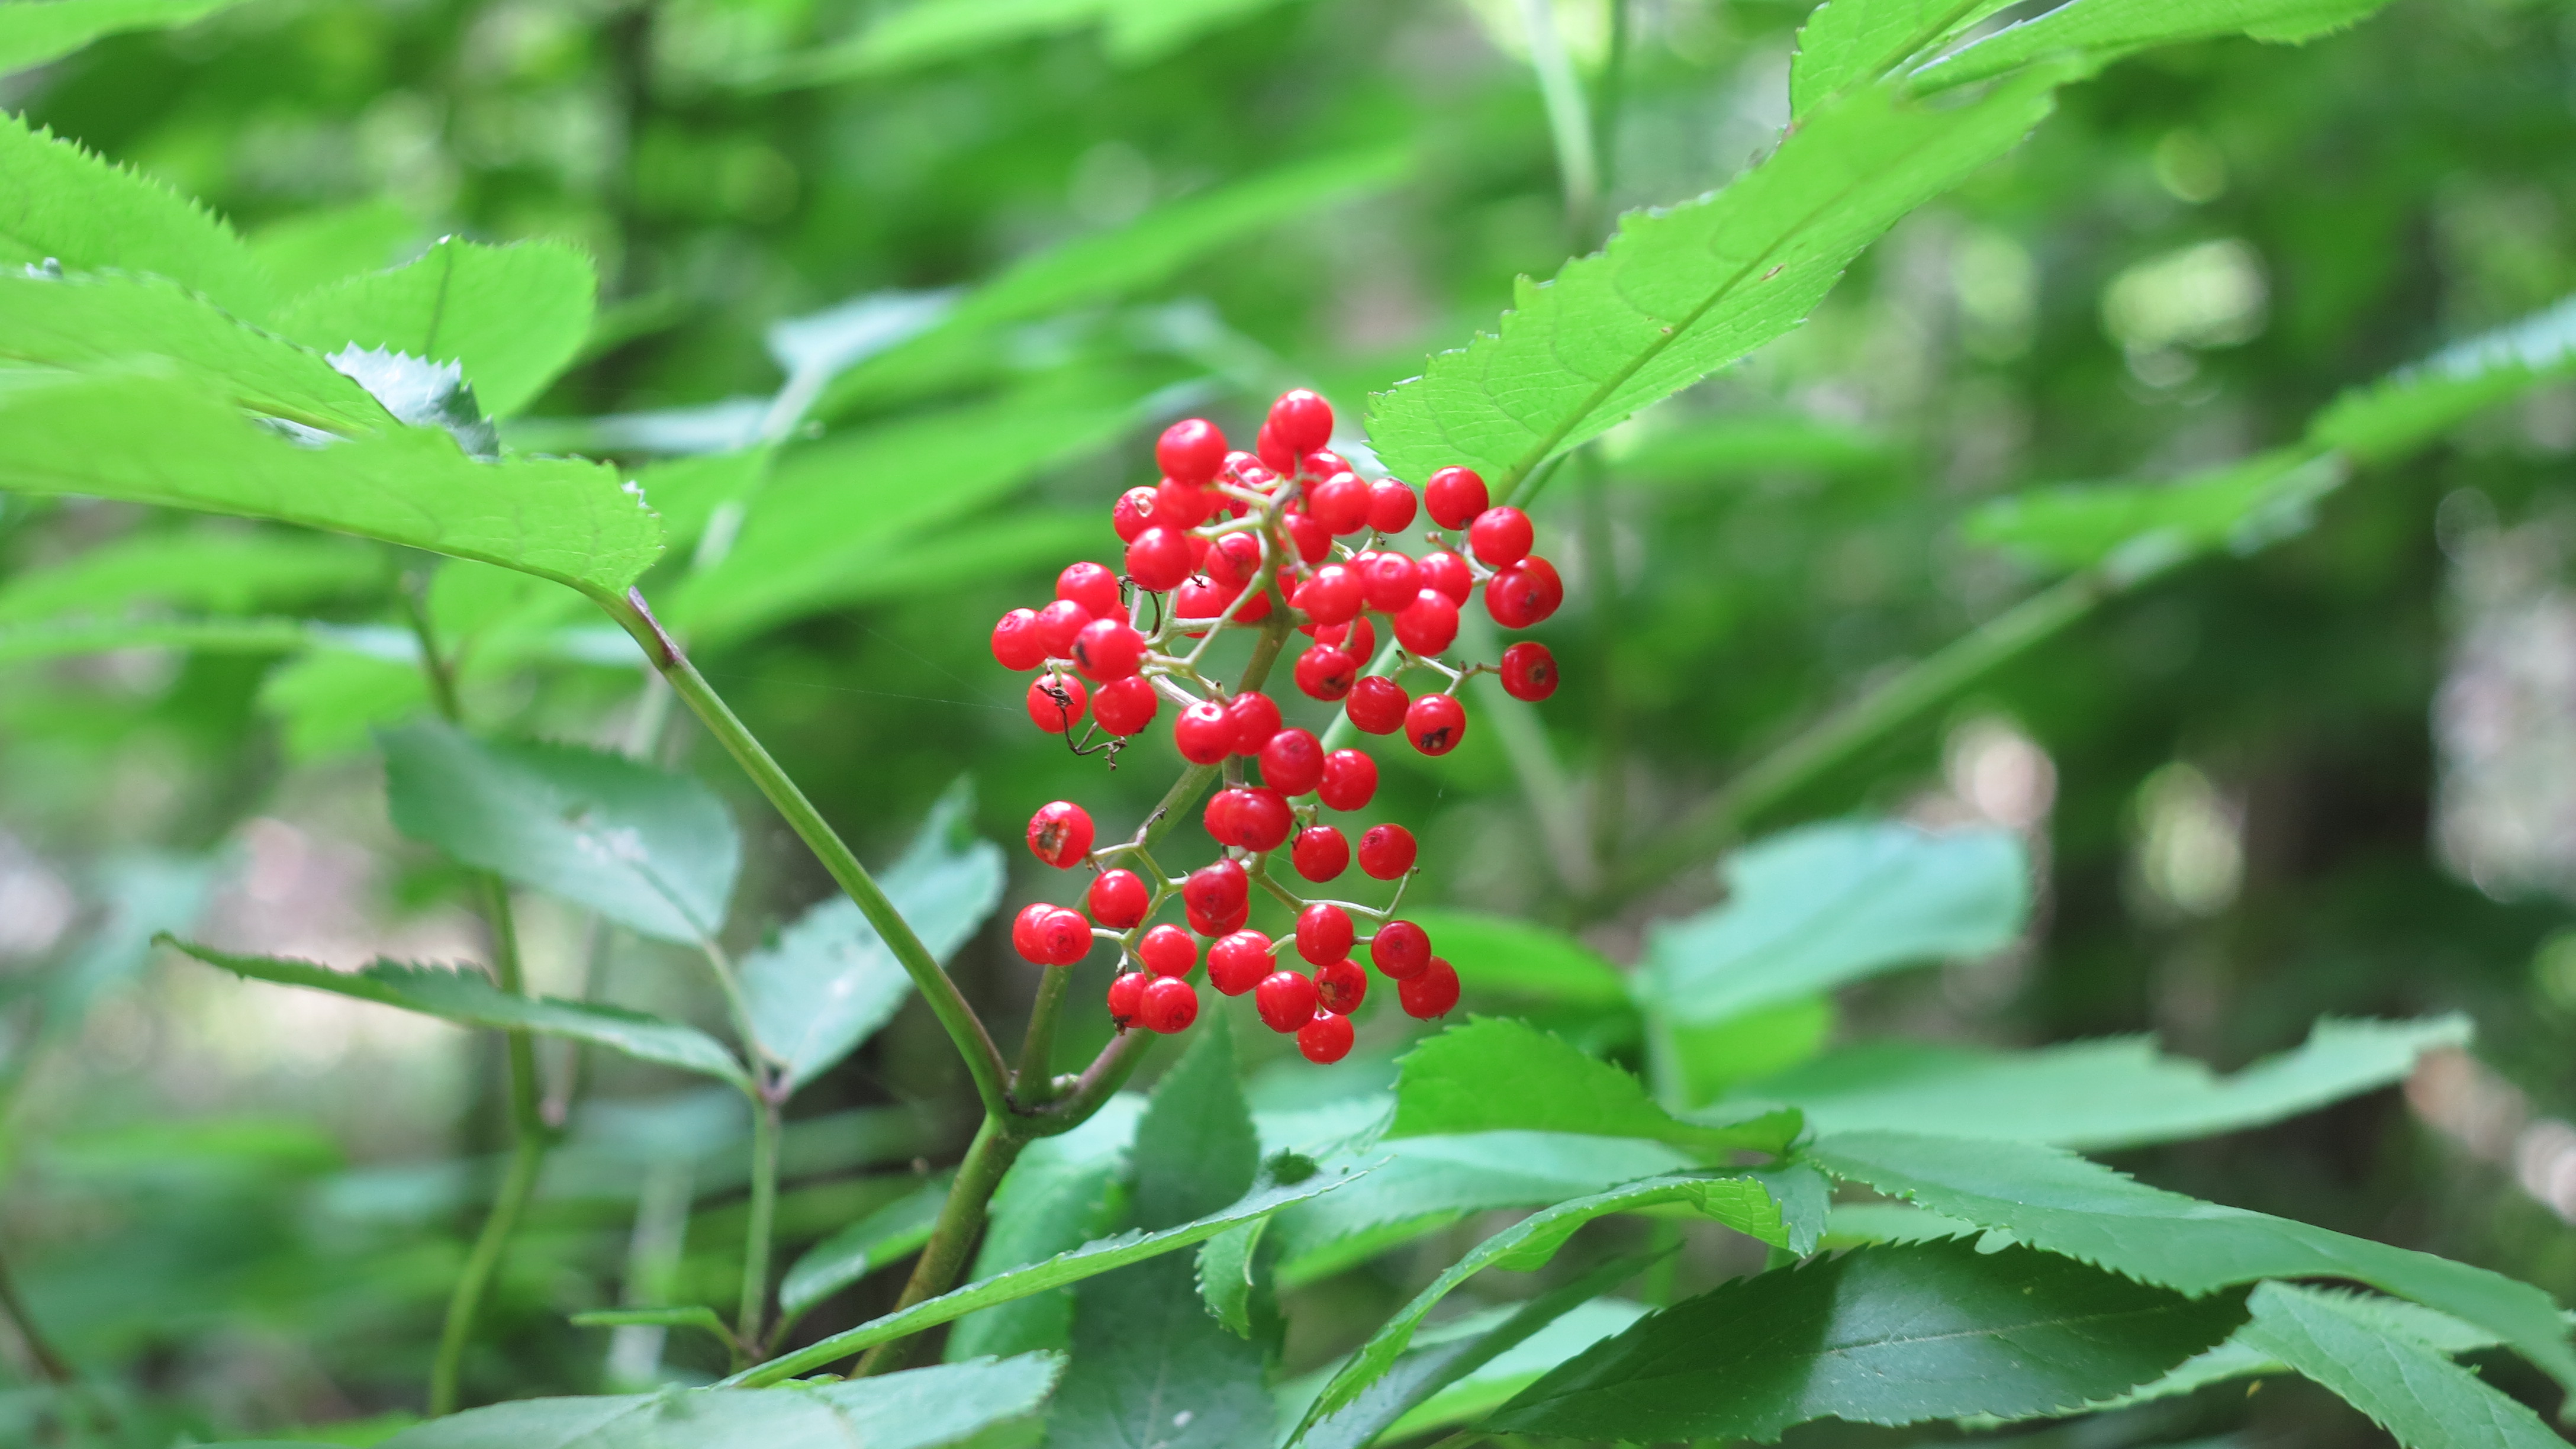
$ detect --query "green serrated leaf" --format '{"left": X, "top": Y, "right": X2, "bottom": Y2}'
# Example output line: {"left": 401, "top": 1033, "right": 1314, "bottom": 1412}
{"left": 1364, "top": 72, "right": 2060, "bottom": 494}
{"left": 0, "top": 112, "right": 269, "bottom": 315}
{"left": 1789, "top": 0, "right": 2020, "bottom": 118}
{"left": 2237, "top": 1281, "right": 2564, "bottom": 1449}
{"left": 2078, "top": 1286, "right": 2505, "bottom": 1418}
{"left": 249, "top": 198, "right": 424, "bottom": 299}
{"left": 379, "top": 720, "right": 741, "bottom": 944}
{"left": 742, "top": 780, "right": 1003, "bottom": 1087}
{"left": 272, "top": 237, "right": 595, "bottom": 418}
{"left": 1916, "top": 0, "right": 2394, "bottom": 96}
{"left": 1388, "top": 1017, "right": 1801, "bottom": 1157}
{"left": 0, "top": 0, "right": 254, "bottom": 73}
{"left": 945, "top": 1097, "right": 1142, "bottom": 1364}
{"left": 1642, "top": 820, "right": 2027, "bottom": 1028}
{"left": 1808, "top": 1130, "right": 2576, "bottom": 1394}
{"left": 1482, "top": 1239, "right": 2248, "bottom": 1441}
{"left": 1371, "top": 1298, "right": 1656, "bottom": 1444}
{"left": 779, "top": 1173, "right": 955, "bottom": 1318}
{"left": 1744, "top": 1015, "right": 2470, "bottom": 1149}
{"left": 1193, "top": 1216, "right": 1268, "bottom": 1339}
{"left": 1398, "top": 909, "right": 1629, "bottom": 1004}
{"left": 166, "top": 943, "right": 751, "bottom": 1089}
{"left": 0, "top": 529, "right": 377, "bottom": 624}
{"left": 375, "top": 1352, "right": 1063, "bottom": 1449}
{"left": 1963, "top": 449, "right": 2343, "bottom": 573}
{"left": 2312, "top": 292, "right": 2576, "bottom": 462}
{"left": 0, "top": 372, "right": 661, "bottom": 600}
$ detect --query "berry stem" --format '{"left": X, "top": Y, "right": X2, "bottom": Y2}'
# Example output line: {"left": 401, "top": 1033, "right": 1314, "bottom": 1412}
{"left": 848, "top": 1118, "right": 1027, "bottom": 1377}
{"left": 603, "top": 589, "right": 1017, "bottom": 1123}
{"left": 1012, "top": 964, "right": 1073, "bottom": 1107}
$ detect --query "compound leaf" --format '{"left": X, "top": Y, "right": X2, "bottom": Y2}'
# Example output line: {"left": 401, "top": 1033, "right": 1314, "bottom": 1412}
{"left": 1789, "top": 0, "right": 2019, "bottom": 118}
{"left": 1963, "top": 449, "right": 2342, "bottom": 573}
{"left": 1916, "top": 0, "right": 2395, "bottom": 95}
{"left": 1388, "top": 1017, "right": 1800, "bottom": 1157}
{"left": 2238, "top": 1281, "right": 2564, "bottom": 1449}
{"left": 0, "top": 111, "right": 269, "bottom": 315}
{"left": 272, "top": 237, "right": 595, "bottom": 417}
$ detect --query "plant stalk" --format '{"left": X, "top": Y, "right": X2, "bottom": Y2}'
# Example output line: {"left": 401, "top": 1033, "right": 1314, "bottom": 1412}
{"left": 738, "top": 1094, "right": 783, "bottom": 1352}
{"left": 0, "top": 1245, "right": 72, "bottom": 1384}
{"left": 849, "top": 1118, "right": 1025, "bottom": 1377}
{"left": 1012, "top": 966, "right": 1074, "bottom": 1107}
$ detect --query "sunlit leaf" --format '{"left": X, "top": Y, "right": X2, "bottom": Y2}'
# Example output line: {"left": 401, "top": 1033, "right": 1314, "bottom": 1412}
{"left": 272, "top": 237, "right": 596, "bottom": 418}
{"left": 0, "top": 530, "right": 376, "bottom": 624}
{"left": 0, "top": 0, "right": 254, "bottom": 73}
{"left": 1399, "top": 909, "right": 1628, "bottom": 1005}
{"left": 1789, "top": 0, "right": 2018, "bottom": 118}
{"left": 1388, "top": 1017, "right": 1801, "bottom": 1156}
{"left": 1916, "top": 0, "right": 2395, "bottom": 95}
{"left": 0, "top": 111, "right": 270, "bottom": 315}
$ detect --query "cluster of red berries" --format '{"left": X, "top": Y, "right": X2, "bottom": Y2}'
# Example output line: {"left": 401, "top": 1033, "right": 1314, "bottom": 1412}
{"left": 993, "top": 388, "right": 1563, "bottom": 1063}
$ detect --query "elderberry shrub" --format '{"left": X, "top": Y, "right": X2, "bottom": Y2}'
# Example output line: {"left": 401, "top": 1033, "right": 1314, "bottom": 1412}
{"left": 987, "top": 390, "right": 1561, "bottom": 1062}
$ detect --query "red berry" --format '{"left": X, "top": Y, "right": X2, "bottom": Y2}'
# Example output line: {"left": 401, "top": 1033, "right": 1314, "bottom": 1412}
{"left": 1355, "top": 551, "right": 1420, "bottom": 613}
{"left": 1499, "top": 642, "right": 1557, "bottom": 701}
{"left": 1416, "top": 549, "right": 1473, "bottom": 606}
{"left": 1370, "top": 920, "right": 1430, "bottom": 979}
{"left": 1316, "top": 614, "right": 1376, "bottom": 664}
{"left": 1139, "top": 976, "right": 1199, "bottom": 1033}
{"left": 1093, "top": 676, "right": 1160, "bottom": 735}
{"left": 991, "top": 608, "right": 1047, "bottom": 670}
{"left": 1026, "top": 800, "right": 1094, "bottom": 868}
{"left": 1368, "top": 479, "right": 1418, "bottom": 534}
{"left": 1058, "top": 561, "right": 1122, "bottom": 618}
{"left": 1406, "top": 693, "right": 1467, "bottom": 756}
{"left": 1107, "top": 970, "right": 1146, "bottom": 1026}
{"left": 1173, "top": 576, "right": 1232, "bottom": 633}
{"left": 1113, "top": 486, "right": 1159, "bottom": 542}
{"left": 1126, "top": 527, "right": 1193, "bottom": 592}
{"left": 1088, "top": 869, "right": 1149, "bottom": 928}
{"left": 1256, "top": 970, "right": 1319, "bottom": 1033}
{"left": 1299, "top": 1010, "right": 1355, "bottom": 1063}
{"left": 1221, "top": 449, "right": 1259, "bottom": 477}
{"left": 1358, "top": 823, "right": 1417, "bottom": 880}
{"left": 1158, "top": 418, "right": 1228, "bottom": 484}
{"left": 1296, "top": 902, "right": 1354, "bottom": 965}
{"left": 1260, "top": 728, "right": 1325, "bottom": 796}
{"left": 1028, "top": 674, "right": 1087, "bottom": 732}
{"left": 1203, "top": 788, "right": 1290, "bottom": 851}
{"left": 1231, "top": 578, "right": 1274, "bottom": 624}
{"left": 1139, "top": 923, "right": 1197, "bottom": 978}
{"left": 1309, "top": 473, "right": 1371, "bottom": 534}
{"left": 1256, "top": 421, "right": 1297, "bottom": 474}
{"left": 1295, "top": 644, "right": 1358, "bottom": 701}
{"left": 1485, "top": 556, "right": 1563, "bottom": 629}
{"left": 1345, "top": 675, "right": 1408, "bottom": 735}
{"left": 1155, "top": 477, "right": 1214, "bottom": 529}
{"left": 1183, "top": 859, "right": 1248, "bottom": 921}
{"left": 1035, "top": 599, "right": 1091, "bottom": 656}
{"left": 1318, "top": 749, "right": 1378, "bottom": 811}
{"left": 1291, "top": 824, "right": 1349, "bottom": 881}
{"left": 1302, "top": 448, "right": 1350, "bottom": 479}
{"left": 1174, "top": 700, "right": 1234, "bottom": 764}
{"left": 1425, "top": 466, "right": 1489, "bottom": 530}
{"left": 1283, "top": 509, "right": 1334, "bottom": 564}
{"left": 1315, "top": 957, "right": 1367, "bottom": 1015}
{"left": 1467, "top": 507, "right": 1534, "bottom": 568}
{"left": 1012, "top": 903, "right": 1091, "bottom": 966}
{"left": 1072, "top": 617, "right": 1145, "bottom": 681}
{"left": 1227, "top": 692, "right": 1283, "bottom": 755}
{"left": 1268, "top": 388, "right": 1334, "bottom": 453}
{"left": 1399, "top": 958, "right": 1460, "bottom": 1019}
{"left": 1394, "top": 588, "right": 1460, "bottom": 656}
{"left": 1293, "top": 565, "right": 1362, "bottom": 626}
{"left": 1208, "top": 930, "right": 1273, "bottom": 996}
{"left": 1189, "top": 901, "right": 1249, "bottom": 938}
{"left": 1205, "top": 531, "right": 1264, "bottom": 589}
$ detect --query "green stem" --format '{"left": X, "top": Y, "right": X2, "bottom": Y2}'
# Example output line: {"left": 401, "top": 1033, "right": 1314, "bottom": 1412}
{"left": 1013, "top": 966, "right": 1073, "bottom": 1107}
{"left": 738, "top": 1094, "right": 782, "bottom": 1353}
{"left": 849, "top": 1119, "right": 1025, "bottom": 1377}
{"left": 0, "top": 1245, "right": 72, "bottom": 1384}
{"left": 605, "top": 589, "right": 1016, "bottom": 1123}
{"left": 429, "top": 1127, "right": 544, "bottom": 1415}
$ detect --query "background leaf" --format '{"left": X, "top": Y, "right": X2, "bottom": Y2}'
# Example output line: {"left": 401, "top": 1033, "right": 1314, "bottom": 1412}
{"left": 0, "top": 110, "right": 268, "bottom": 314}
{"left": 1387, "top": 1017, "right": 1799, "bottom": 1155}
{"left": 1917, "top": 0, "right": 2396, "bottom": 94}
{"left": 0, "top": 0, "right": 253, "bottom": 73}
{"left": 778, "top": 1174, "right": 954, "bottom": 1319}
{"left": 271, "top": 237, "right": 596, "bottom": 417}
{"left": 1399, "top": 909, "right": 1628, "bottom": 1004}
{"left": 2235, "top": 1281, "right": 2564, "bottom": 1449}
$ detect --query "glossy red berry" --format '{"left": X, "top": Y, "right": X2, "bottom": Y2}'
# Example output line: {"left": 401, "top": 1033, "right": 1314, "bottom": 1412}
{"left": 1290, "top": 566, "right": 1357, "bottom": 628}
{"left": 1315, "top": 958, "right": 1367, "bottom": 1015}
{"left": 1416, "top": 549, "right": 1473, "bottom": 606}
{"left": 1034, "top": 599, "right": 1091, "bottom": 656}
{"left": 1203, "top": 787, "right": 1294, "bottom": 852}
{"left": 1139, "top": 976, "right": 1199, "bottom": 1033}
{"left": 1256, "top": 970, "right": 1319, "bottom": 1033}
{"left": 1208, "top": 930, "right": 1273, "bottom": 996}
{"left": 1155, "top": 476, "right": 1214, "bottom": 529}
{"left": 1268, "top": 389, "right": 1334, "bottom": 453}
{"left": 1113, "top": 486, "right": 1159, "bottom": 542}
{"left": 1425, "top": 466, "right": 1489, "bottom": 530}
{"left": 1355, "top": 551, "right": 1420, "bottom": 613}
{"left": 1406, "top": 692, "right": 1467, "bottom": 756}
{"left": 1302, "top": 448, "right": 1350, "bottom": 479}
{"left": 1107, "top": 970, "right": 1145, "bottom": 1026}
{"left": 1126, "top": 526, "right": 1194, "bottom": 593}
{"left": 1072, "top": 617, "right": 1144, "bottom": 681}
{"left": 1283, "top": 509, "right": 1333, "bottom": 564}
{"left": 1183, "top": 859, "right": 1248, "bottom": 921}
{"left": 1298, "top": 1010, "right": 1355, "bottom": 1063}
{"left": 1296, "top": 903, "right": 1354, "bottom": 965}
{"left": 1399, "top": 958, "right": 1460, "bottom": 1019}
{"left": 1256, "top": 421, "right": 1297, "bottom": 474}
{"left": 1158, "top": 418, "right": 1228, "bottom": 484}
{"left": 1291, "top": 824, "right": 1349, "bottom": 881}
{"left": 1345, "top": 675, "right": 1408, "bottom": 735}
{"left": 1499, "top": 642, "right": 1558, "bottom": 701}
{"left": 1486, "top": 556, "right": 1563, "bottom": 629}
{"left": 1174, "top": 700, "right": 1235, "bottom": 764}
{"left": 1205, "top": 531, "right": 1263, "bottom": 590}
{"left": 1370, "top": 920, "right": 1431, "bottom": 980}
{"left": 1187, "top": 895, "right": 1248, "bottom": 938}
{"left": 1012, "top": 903, "right": 1091, "bottom": 966}
{"left": 1028, "top": 674, "right": 1087, "bottom": 732}
{"left": 1467, "top": 507, "right": 1534, "bottom": 568}
{"left": 1295, "top": 644, "right": 1358, "bottom": 701}
{"left": 1317, "top": 614, "right": 1376, "bottom": 664}
{"left": 1318, "top": 749, "right": 1378, "bottom": 811}
{"left": 1093, "top": 676, "right": 1160, "bottom": 735}
{"left": 1058, "top": 561, "right": 1122, "bottom": 618}
{"left": 1394, "top": 589, "right": 1460, "bottom": 656}
{"left": 1309, "top": 473, "right": 1371, "bottom": 534}
{"left": 1358, "top": 823, "right": 1417, "bottom": 880}
{"left": 1368, "top": 479, "right": 1418, "bottom": 534}
{"left": 1260, "top": 728, "right": 1325, "bottom": 796}
{"left": 1026, "top": 801, "right": 1094, "bottom": 867}
{"left": 1226, "top": 692, "right": 1283, "bottom": 755}
{"left": 1139, "top": 923, "right": 1198, "bottom": 978}
{"left": 1088, "top": 869, "right": 1149, "bottom": 928}
{"left": 1173, "top": 576, "right": 1232, "bottom": 633}
{"left": 992, "top": 608, "right": 1048, "bottom": 670}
